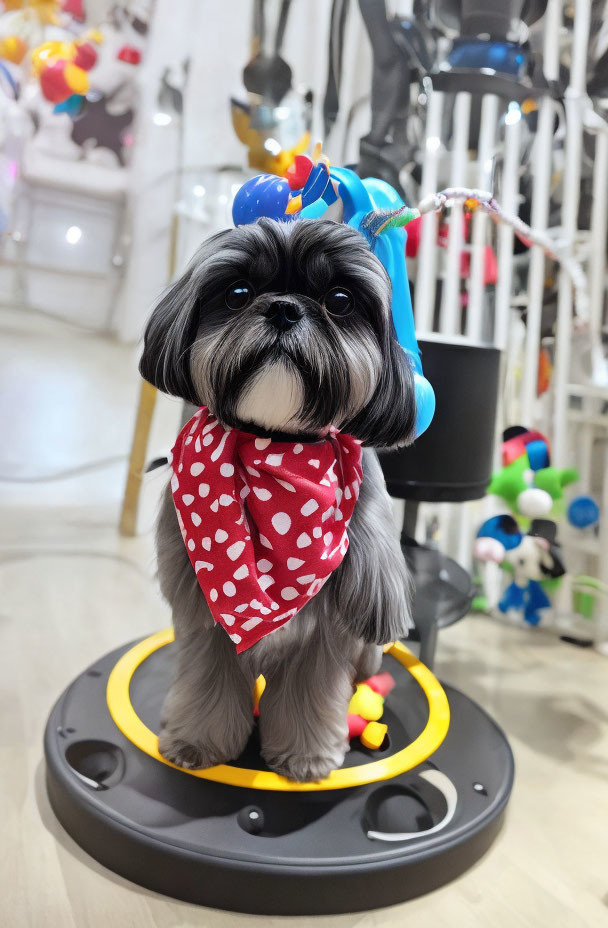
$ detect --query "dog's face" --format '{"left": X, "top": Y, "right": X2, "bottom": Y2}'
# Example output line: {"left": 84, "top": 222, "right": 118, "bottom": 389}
{"left": 140, "top": 218, "right": 416, "bottom": 447}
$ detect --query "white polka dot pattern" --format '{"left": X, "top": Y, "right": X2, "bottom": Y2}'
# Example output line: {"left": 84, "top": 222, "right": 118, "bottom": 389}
{"left": 170, "top": 407, "right": 362, "bottom": 652}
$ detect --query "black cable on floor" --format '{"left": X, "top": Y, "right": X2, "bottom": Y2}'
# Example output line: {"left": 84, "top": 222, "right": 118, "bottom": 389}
{"left": 0, "top": 455, "right": 128, "bottom": 483}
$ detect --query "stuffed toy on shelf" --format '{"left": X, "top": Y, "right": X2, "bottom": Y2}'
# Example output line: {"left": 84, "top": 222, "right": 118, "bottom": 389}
{"left": 487, "top": 425, "right": 578, "bottom": 523}
{"left": 475, "top": 515, "right": 565, "bottom": 626}
{"left": 473, "top": 425, "right": 577, "bottom": 626}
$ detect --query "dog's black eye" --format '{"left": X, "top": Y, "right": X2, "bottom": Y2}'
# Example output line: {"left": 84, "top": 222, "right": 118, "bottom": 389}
{"left": 225, "top": 281, "right": 254, "bottom": 310}
{"left": 324, "top": 287, "right": 354, "bottom": 317}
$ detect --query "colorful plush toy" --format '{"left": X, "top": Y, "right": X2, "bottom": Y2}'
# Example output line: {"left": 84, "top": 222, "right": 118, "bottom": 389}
{"left": 475, "top": 515, "right": 565, "bottom": 625}
{"left": 488, "top": 426, "right": 578, "bottom": 521}
{"left": 231, "top": 146, "right": 339, "bottom": 227}
{"left": 31, "top": 35, "right": 99, "bottom": 104}
{"left": 347, "top": 672, "right": 395, "bottom": 750}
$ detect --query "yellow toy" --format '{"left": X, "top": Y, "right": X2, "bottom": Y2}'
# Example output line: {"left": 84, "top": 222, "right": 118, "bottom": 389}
{"left": 2, "top": 0, "right": 60, "bottom": 26}
{"left": 0, "top": 34, "right": 27, "bottom": 63}
{"left": 230, "top": 98, "right": 310, "bottom": 177}
{"left": 347, "top": 672, "right": 395, "bottom": 750}
{"left": 252, "top": 668, "right": 395, "bottom": 751}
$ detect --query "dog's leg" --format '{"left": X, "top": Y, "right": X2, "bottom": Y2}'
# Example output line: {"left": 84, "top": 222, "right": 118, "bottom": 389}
{"left": 354, "top": 642, "right": 383, "bottom": 683}
{"left": 329, "top": 448, "right": 414, "bottom": 644}
{"left": 155, "top": 484, "right": 255, "bottom": 769}
{"left": 159, "top": 621, "right": 255, "bottom": 769}
{"left": 258, "top": 623, "right": 354, "bottom": 782}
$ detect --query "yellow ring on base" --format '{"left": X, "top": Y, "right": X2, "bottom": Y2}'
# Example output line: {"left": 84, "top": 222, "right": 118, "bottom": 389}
{"left": 106, "top": 628, "right": 450, "bottom": 792}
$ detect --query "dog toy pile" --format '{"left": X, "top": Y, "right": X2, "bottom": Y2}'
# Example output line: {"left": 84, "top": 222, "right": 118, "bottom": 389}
{"left": 347, "top": 672, "right": 395, "bottom": 750}
{"left": 251, "top": 670, "right": 396, "bottom": 751}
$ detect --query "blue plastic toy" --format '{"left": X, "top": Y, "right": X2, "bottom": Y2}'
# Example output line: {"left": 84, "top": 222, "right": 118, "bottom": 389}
{"left": 54, "top": 93, "right": 85, "bottom": 116}
{"left": 231, "top": 174, "right": 292, "bottom": 226}
{"left": 232, "top": 162, "right": 435, "bottom": 437}
{"left": 567, "top": 495, "right": 600, "bottom": 530}
{"left": 448, "top": 40, "right": 526, "bottom": 77}
{"left": 0, "top": 61, "right": 19, "bottom": 100}
{"left": 498, "top": 579, "right": 550, "bottom": 628}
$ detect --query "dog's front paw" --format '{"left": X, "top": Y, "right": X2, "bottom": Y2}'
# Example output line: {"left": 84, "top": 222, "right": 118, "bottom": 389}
{"left": 158, "top": 730, "right": 228, "bottom": 770}
{"left": 354, "top": 644, "right": 383, "bottom": 684}
{"left": 264, "top": 751, "right": 346, "bottom": 783}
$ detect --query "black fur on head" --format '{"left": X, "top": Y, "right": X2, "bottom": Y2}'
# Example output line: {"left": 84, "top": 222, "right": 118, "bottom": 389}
{"left": 139, "top": 218, "right": 416, "bottom": 448}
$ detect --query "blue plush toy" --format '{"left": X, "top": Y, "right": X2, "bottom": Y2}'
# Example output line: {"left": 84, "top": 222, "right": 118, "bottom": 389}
{"left": 232, "top": 158, "right": 435, "bottom": 438}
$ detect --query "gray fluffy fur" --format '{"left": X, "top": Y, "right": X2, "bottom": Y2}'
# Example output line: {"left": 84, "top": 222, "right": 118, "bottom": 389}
{"left": 141, "top": 218, "right": 416, "bottom": 781}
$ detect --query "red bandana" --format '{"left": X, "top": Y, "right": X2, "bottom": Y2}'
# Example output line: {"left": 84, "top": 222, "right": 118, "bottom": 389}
{"left": 170, "top": 407, "right": 363, "bottom": 652}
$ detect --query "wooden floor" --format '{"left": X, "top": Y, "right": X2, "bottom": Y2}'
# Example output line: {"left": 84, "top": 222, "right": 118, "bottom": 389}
{"left": 1, "top": 306, "right": 607, "bottom": 928}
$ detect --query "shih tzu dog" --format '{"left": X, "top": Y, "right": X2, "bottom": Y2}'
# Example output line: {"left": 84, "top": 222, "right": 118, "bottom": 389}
{"left": 139, "top": 216, "right": 417, "bottom": 782}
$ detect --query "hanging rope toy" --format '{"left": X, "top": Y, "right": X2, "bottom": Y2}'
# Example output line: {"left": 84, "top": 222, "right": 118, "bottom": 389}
{"left": 360, "top": 187, "right": 590, "bottom": 321}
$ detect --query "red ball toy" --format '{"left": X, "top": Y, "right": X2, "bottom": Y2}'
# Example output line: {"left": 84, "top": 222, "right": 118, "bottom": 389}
{"left": 286, "top": 154, "right": 314, "bottom": 191}
{"left": 117, "top": 44, "right": 142, "bottom": 65}
{"left": 40, "top": 60, "right": 72, "bottom": 103}
{"left": 72, "top": 42, "right": 97, "bottom": 71}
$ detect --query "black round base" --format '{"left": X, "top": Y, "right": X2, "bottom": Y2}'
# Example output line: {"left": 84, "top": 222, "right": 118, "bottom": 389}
{"left": 44, "top": 638, "right": 514, "bottom": 915}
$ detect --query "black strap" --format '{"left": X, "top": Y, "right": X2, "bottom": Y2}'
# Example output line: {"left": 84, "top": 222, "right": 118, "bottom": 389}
{"left": 323, "top": 0, "right": 351, "bottom": 137}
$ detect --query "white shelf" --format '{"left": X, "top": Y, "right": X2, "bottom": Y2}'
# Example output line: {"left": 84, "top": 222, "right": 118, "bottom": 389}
{"left": 560, "top": 530, "right": 601, "bottom": 556}
{"left": 567, "top": 409, "right": 608, "bottom": 428}
{"left": 567, "top": 383, "right": 608, "bottom": 400}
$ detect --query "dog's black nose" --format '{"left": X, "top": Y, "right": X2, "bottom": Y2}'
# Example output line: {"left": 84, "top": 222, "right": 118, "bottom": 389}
{"left": 266, "top": 299, "right": 303, "bottom": 331}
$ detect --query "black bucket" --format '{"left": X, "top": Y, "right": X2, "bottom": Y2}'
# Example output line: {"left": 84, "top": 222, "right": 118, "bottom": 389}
{"left": 378, "top": 339, "right": 500, "bottom": 503}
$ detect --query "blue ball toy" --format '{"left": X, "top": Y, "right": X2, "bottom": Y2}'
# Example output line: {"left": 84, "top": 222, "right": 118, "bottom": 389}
{"left": 232, "top": 174, "right": 293, "bottom": 226}
{"left": 567, "top": 495, "right": 600, "bottom": 529}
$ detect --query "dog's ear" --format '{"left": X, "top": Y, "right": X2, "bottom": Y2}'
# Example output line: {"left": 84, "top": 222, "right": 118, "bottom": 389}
{"left": 138, "top": 265, "right": 201, "bottom": 403}
{"left": 140, "top": 227, "right": 237, "bottom": 402}
{"left": 341, "top": 336, "right": 416, "bottom": 449}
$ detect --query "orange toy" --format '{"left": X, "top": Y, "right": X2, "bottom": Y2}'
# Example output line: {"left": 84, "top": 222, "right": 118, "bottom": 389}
{"left": 3, "top": 0, "right": 59, "bottom": 25}
{"left": 0, "top": 35, "right": 27, "bottom": 64}
{"left": 537, "top": 347, "right": 552, "bottom": 395}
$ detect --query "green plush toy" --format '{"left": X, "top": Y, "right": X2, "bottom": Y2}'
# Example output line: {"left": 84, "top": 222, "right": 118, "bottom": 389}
{"left": 487, "top": 427, "right": 578, "bottom": 525}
